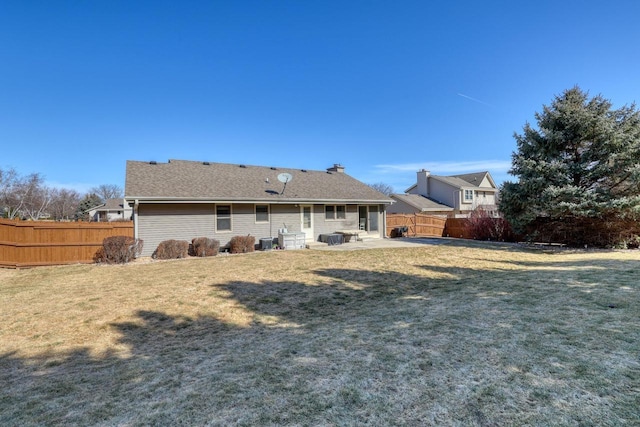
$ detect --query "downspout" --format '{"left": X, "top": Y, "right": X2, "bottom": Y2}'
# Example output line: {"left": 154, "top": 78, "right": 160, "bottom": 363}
{"left": 382, "top": 205, "right": 387, "bottom": 239}
{"left": 133, "top": 199, "right": 139, "bottom": 240}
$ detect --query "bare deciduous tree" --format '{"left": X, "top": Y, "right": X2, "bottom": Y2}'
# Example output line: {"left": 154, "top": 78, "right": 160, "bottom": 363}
{"left": 90, "top": 184, "right": 123, "bottom": 203}
{"left": 1, "top": 171, "right": 44, "bottom": 219}
{"left": 0, "top": 167, "right": 19, "bottom": 218}
{"left": 2, "top": 168, "right": 125, "bottom": 221}
{"left": 368, "top": 182, "right": 394, "bottom": 196}
{"left": 18, "top": 173, "right": 52, "bottom": 220}
{"left": 49, "top": 188, "right": 82, "bottom": 220}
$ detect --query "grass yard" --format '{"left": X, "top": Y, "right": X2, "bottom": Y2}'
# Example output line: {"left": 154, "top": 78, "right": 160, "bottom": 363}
{"left": 1, "top": 241, "right": 639, "bottom": 426}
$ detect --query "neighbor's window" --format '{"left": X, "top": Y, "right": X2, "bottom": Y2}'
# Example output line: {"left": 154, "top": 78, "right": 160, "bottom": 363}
{"left": 216, "top": 205, "right": 232, "bottom": 231}
{"left": 325, "top": 205, "right": 347, "bottom": 220}
{"left": 464, "top": 190, "right": 474, "bottom": 202}
{"left": 255, "top": 204, "right": 269, "bottom": 223}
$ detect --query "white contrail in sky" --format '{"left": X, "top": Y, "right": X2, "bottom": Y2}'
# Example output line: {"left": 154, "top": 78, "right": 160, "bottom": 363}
{"left": 457, "top": 93, "right": 494, "bottom": 107}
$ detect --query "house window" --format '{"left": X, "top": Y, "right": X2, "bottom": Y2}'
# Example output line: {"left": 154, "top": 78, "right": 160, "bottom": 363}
{"left": 325, "top": 205, "right": 346, "bottom": 220}
{"left": 216, "top": 205, "right": 232, "bottom": 231}
{"left": 464, "top": 190, "right": 473, "bottom": 202}
{"left": 255, "top": 204, "right": 269, "bottom": 223}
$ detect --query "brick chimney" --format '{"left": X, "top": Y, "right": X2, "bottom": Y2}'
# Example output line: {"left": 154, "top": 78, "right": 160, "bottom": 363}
{"left": 327, "top": 164, "right": 345, "bottom": 173}
{"left": 416, "top": 169, "right": 430, "bottom": 196}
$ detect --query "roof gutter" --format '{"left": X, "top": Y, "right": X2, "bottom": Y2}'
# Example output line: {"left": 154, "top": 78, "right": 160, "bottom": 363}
{"left": 124, "top": 196, "right": 394, "bottom": 205}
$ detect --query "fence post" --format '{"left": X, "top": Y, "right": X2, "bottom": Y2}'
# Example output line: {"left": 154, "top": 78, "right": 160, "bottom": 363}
{"left": 412, "top": 213, "right": 416, "bottom": 237}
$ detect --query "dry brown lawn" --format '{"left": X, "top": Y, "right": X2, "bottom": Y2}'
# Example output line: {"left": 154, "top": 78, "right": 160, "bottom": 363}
{"left": 1, "top": 241, "right": 639, "bottom": 426}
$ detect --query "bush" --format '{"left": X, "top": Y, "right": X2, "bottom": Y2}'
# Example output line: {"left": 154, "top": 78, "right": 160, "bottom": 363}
{"left": 229, "top": 235, "right": 255, "bottom": 254}
{"left": 154, "top": 239, "right": 189, "bottom": 259}
{"left": 191, "top": 237, "right": 220, "bottom": 257}
{"left": 466, "top": 208, "right": 516, "bottom": 242}
{"left": 94, "top": 236, "right": 143, "bottom": 264}
{"left": 93, "top": 247, "right": 106, "bottom": 263}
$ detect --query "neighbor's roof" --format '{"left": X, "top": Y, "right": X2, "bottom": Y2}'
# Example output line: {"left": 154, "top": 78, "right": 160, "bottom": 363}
{"left": 405, "top": 171, "right": 497, "bottom": 192}
{"left": 85, "top": 198, "right": 126, "bottom": 213}
{"left": 125, "top": 159, "right": 393, "bottom": 204}
{"left": 102, "top": 198, "right": 126, "bottom": 210}
{"left": 390, "top": 194, "right": 453, "bottom": 211}
{"left": 451, "top": 171, "right": 496, "bottom": 188}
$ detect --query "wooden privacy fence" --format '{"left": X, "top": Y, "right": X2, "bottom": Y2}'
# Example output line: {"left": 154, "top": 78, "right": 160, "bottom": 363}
{"left": 386, "top": 213, "right": 447, "bottom": 237}
{"left": 443, "top": 218, "right": 473, "bottom": 239}
{"left": 386, "top": 214, "right": 473, "bottom": 239}
{"left": 0, "top": 219, "right": 134, "bottom": 268}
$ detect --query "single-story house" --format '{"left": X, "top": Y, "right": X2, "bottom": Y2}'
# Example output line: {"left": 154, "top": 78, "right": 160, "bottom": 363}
{"left": 389, "top": 169, "right": 498, "bottom": 218}
{"left": 125, "top": 159, "right": 393, "bottom": 256}
{"left": 87, "top": 198, "right": 133, "bottom": 222}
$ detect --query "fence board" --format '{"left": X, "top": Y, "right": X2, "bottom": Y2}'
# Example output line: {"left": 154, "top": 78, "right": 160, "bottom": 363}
{"left": 0, "top": 219, "right": 134, "bottom": 268}
{"left": 443, "top": 218, "right": 472, "bottom": 239}
{"left": 387, "top": 214, "right": 474, "bottom": 239}
{"left": 386, "top": 213, "right": 447, "bottom": 237}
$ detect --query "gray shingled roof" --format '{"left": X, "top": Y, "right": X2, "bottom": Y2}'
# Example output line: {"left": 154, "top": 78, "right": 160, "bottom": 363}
{"left": 103, "top": 198, "right": 125, "bottom": 210}
{"left": 432, "top": 175, "right": 479, "bottom": 188}
{"left": 404, "top": 171, "right": 496, "bottom": 193}
{"left": 430, "top": 172, "right": 496, "bottom": 190}
{"left": 391, "top": 194, "right": 453, "bottom": 211}
{"left": 86, "top": 198, "right": 125, "bottom": 214}
{"left": 451, "top": 171, "right": 493, "bottom": 187}
{"left": 125, "top": 159, "right": 393, "bottom": 204}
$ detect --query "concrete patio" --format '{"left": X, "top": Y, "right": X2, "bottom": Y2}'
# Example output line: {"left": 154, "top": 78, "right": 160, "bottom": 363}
{"left": 306, "top": 236, "right": 449, "bottom": 251}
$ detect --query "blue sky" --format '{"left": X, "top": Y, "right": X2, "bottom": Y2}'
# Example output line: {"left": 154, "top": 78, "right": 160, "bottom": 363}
{"left": 2, "top": 1, "right": 639, "bottom": 194}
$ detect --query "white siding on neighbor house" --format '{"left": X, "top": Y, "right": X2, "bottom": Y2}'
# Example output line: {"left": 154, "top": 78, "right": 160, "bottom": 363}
{"left": 474, "top": 191, "right": 496, "bottom": 207}
{"left": 429, "top": 180, "right": 460, "bottom": 210}
{"left": 107, "top": 211, "right": 131, "bottom": 221}
{"left": 138, "top": 204, "right": 215, "bottom": 257}
{"left": 478, "top": 176, "right": 493, "bottom": 188}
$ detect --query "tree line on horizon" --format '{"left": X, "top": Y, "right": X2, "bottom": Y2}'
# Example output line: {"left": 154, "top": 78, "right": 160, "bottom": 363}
{"left": 0, "top": 168, "right": 122, "bottom": 221}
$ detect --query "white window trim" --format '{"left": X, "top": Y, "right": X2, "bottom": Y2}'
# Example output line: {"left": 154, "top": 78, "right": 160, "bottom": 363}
{"left": 216, "top": 204, "right": 233, "bottom": 232}
{"left": 325, "top": 205, "right": 347, "bottom": 221}
{"left": 255, "top": 204, "right": 270, "bottom": 224}
{"left": 463, "top": 189, "right": 474, "bottom": 203}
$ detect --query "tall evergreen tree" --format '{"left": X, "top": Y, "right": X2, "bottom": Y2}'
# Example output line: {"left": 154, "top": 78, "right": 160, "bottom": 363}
{"left": 500, "top": 87, "right": 640, "bottom": 247}
{"left": 75, "top": 193, "right": 103, "bottom": 221}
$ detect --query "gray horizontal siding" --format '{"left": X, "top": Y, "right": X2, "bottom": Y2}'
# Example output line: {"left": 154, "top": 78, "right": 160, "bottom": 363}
{"left": 270, "top": 204, "right": 302, "bottom": 234}
{"left": 224, "top": 204, "right": 272, "bottom": 243}
{"left": 138, "top": 203, "right": 303, "bottom": 255}
{"left": 138, "top": 204, "right": 215, "bottom": 257}
{"left": 313, "top": 205, "right": 359, "bottom": 237}
{"left": 137, "top": 202, "right": 386, "bottom": 255}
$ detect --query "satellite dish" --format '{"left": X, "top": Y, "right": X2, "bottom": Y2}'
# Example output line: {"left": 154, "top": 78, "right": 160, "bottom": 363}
{"left": 277, "top": 173, "right": 293, "bottom": 194}
{"left": 277, "top": 173, "right": 293, "bottom": 183}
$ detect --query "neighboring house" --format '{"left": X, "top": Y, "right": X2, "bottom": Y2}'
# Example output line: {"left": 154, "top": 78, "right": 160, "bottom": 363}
{"left": 389, "top": 169, "right": 498, "bottom": 218}
{"left": 125, "top": 159, "right": 393, "bottom": 256}
{"left": 388, "top": 193, "right": 454, "bottom": 216}
{"left": 87, "top": 198, "right": 133, "bottom": 222}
